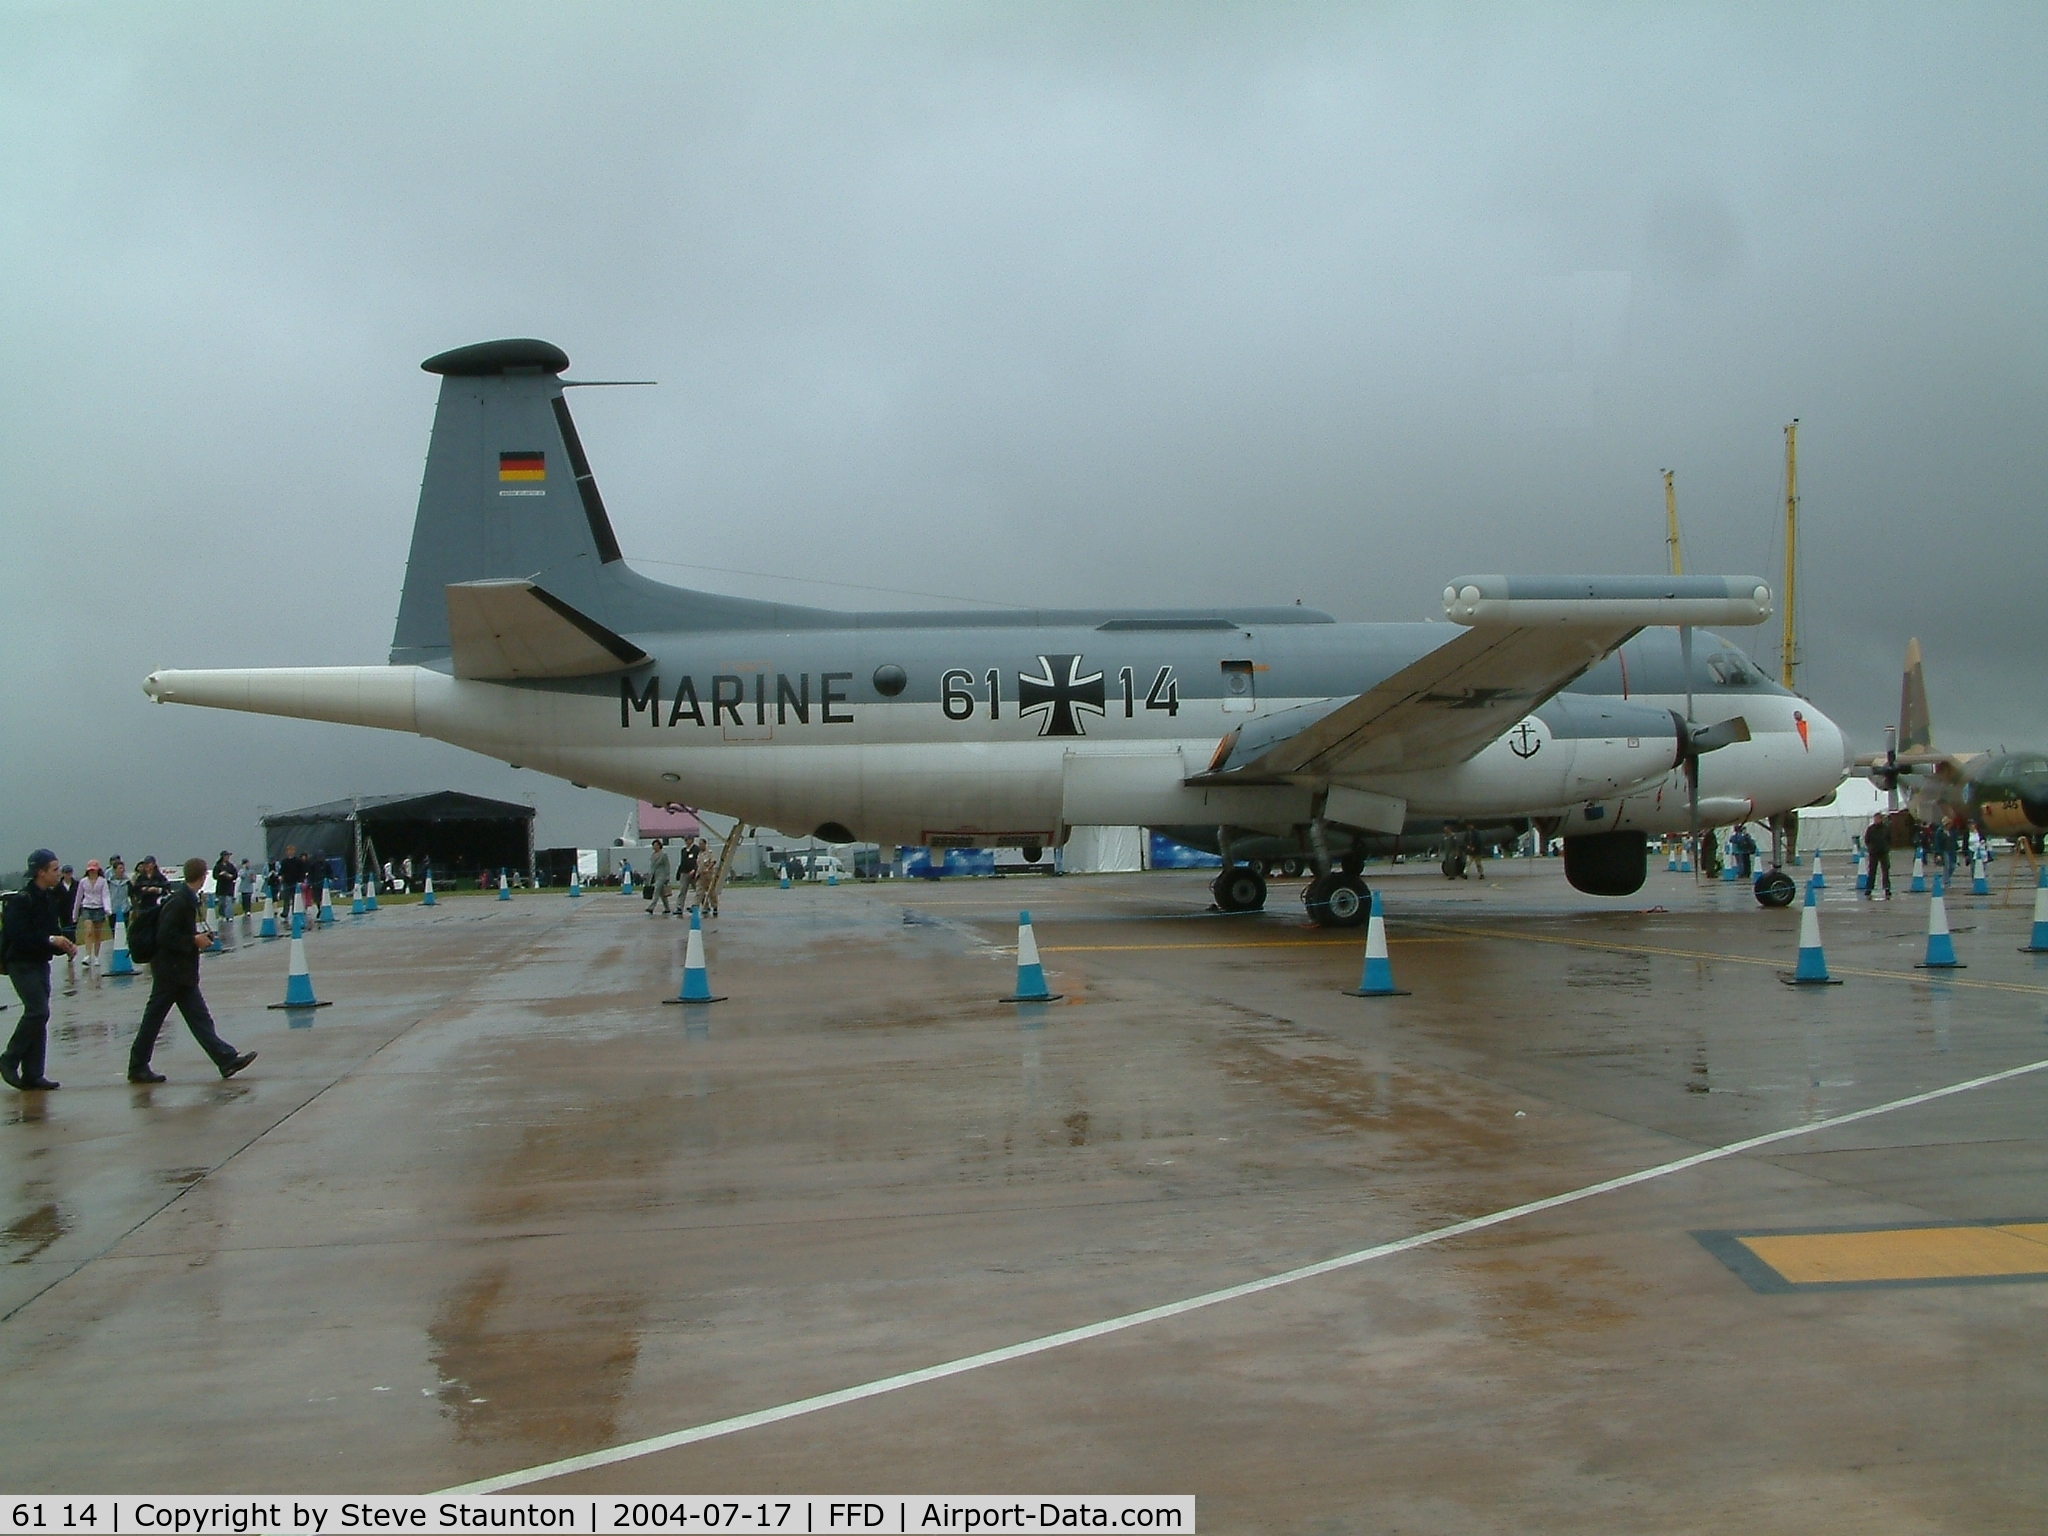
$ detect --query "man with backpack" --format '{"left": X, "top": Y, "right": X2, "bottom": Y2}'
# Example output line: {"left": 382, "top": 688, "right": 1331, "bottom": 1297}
{"left": 127, "top": 857, "right": 256, "bottom": 1085}
{"left": 2, "top": 850, "right": 79, "bottom": 1090}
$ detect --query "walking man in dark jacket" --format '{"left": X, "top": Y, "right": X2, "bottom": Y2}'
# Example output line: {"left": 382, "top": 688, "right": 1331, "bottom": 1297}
{"left": 127, "top": 858, "right": 256, "bottom": 1084}
{"left": 2, "top": 850, "right": 79, "bottom": 1090}
{"left": 1863, "top": 814, "right": 1894, "bottom": 900}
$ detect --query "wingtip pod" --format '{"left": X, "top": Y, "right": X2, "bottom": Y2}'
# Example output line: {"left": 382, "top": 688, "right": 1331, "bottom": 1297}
{"left": 139, "top": 666, "right": 424, "bottom": 733}
{"left": 1444, "top": 575, "right": 1773, "bottom": 628}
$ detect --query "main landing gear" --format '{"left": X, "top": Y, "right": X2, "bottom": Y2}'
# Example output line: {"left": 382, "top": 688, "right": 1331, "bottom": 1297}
{"left": 1302, "top": 871, "right": 1369, "bottom": 928}
{"left": 1211, "top": 865, "right": 1268, "bottom": 913}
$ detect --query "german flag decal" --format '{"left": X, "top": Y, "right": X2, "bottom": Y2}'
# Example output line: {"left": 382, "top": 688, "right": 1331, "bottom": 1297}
{"left": 498, "top": 451, "right": 546, "bottom": 482}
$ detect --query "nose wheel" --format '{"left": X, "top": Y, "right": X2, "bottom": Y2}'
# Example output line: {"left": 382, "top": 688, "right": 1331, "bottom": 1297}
{"left": 1753, "top": 869, "right": 1797, "bottom": 908}
{"left": 1304, "top": 873, "right": 1369, "bottom": 927}
{"left": 1211, "top": 866, "right": 1268, "bottom": 913}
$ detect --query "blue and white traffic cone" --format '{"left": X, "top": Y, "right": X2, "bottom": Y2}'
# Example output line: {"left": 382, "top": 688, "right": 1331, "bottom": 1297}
{"left": 1916, "top": 876, "right": 1964, "bottom": 969}
{"left": 1854, "top": 844, "right": 1868, "bottom": 892}
{"left": 498, "top": 869, "right": 512, "bottom": 900}
{"left": 2022, "top": 866, "right": 2048, "bottom": 953}
{"left": 1780, "top": 884, "right": 1841, "bottom": 985}
{"left": 1721, "top": 854, "right": 1738, "bottom": 883}
{"left": 422, "top": 872, "right": 437, "bottom": 907}
{"left": 778, "top": 866, "right": 791, "bottom": 890}
{"left": 1002, "top": 911, "right": 1061, "bottom": 1002}
{"left": 1666, "top": 844, "right": 1679, "bottom": 873}
{"left": 105, "top": 913, "right": 136, "bottom": 977}
{"left": 1971, "top": 851, "right": 1988, "bottom": 896}
{"left": 1345, "top": 890, "right": 1410, "bottom": 997}
{"left": 268, "top": 928, "right": 332, "bottom": 1011}
{"left": 365, "top": 876, "right": 379, "bottom": 912}
{"left": 259, "top": 894, "right": 279, "bottom": 939}
{"left": 621, "top": 867, "right": 634, "bottom": 897}
{"left": 569, "top": 868, "right": 582, "bottom": 899}
{"left": 1910, "top": 851, "right": 1926, "bottom": 893}
{"left": 1810, "top": 851, "right": 1826, "bottom": 890}
{"left": 826, "top": 866, "right": 837, "bottom": 886}
{"left": 290, "top": 891, "right": 306, "bottom": 940}
{"left": 318, "top": 884, "right": 335, "bottom": 925}
{"left": 663, "top": 906, "right": 726, "bottom": 1004}
{"left": 1679, "top": 840, "right": 1693, "bottom": 873}
{"left": 350, "top": 879, "right": 364, "bottom": 916}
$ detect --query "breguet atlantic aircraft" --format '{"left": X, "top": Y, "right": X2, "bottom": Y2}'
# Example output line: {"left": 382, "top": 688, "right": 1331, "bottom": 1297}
{"left": 144, "top": 339, "right": 1849, "bottom": 925}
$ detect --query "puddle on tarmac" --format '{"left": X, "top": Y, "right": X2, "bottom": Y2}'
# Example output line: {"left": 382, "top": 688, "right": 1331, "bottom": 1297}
{"left": 430, "top": 1036, "right": 658, "bottom": 1451}
{"left": 4, "top": 1202, "right": 71, "bottom": 1263}
{"left": 427, "top": 1265, "right": 643, "bottom": 1448}
{"left": 1215, "top": 1027, "right": 1519, "bottom": 1169}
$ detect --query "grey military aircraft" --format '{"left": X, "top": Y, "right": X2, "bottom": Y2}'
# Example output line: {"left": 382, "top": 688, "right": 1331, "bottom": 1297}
{"left": 1857, "top": 638, "right": 2048, "bottom": 847}
{"left": 143, "top": 339, "right": 1849, "bottom": 924}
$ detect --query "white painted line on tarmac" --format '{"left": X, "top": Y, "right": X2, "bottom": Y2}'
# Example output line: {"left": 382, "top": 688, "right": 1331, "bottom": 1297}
{"left": 443, "top": 1053, "right": 2048, "bottom": 1494}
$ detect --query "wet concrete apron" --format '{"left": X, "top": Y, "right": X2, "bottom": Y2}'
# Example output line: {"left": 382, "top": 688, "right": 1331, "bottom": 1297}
{"left": 0, "top": 868, "right": 2043, "bottom": 1532}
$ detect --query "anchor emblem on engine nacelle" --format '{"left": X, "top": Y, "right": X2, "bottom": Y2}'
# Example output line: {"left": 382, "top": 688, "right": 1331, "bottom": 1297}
{"left": 1508, "top": 720, "right": 1542, "bottom": 759}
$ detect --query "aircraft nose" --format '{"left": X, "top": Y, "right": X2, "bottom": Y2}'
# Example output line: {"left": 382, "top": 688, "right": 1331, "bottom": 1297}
{"left": 1803, "top": 703, "right": 1851, "bottom": 781}
{"left": 2022, "top": 780, "right": 2048, "bottom": 829}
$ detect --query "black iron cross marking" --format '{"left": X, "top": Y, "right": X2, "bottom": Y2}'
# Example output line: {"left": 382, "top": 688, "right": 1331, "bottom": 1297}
{"left": 1508, "top": 721, "right": 1542, "bottom": 758}
{"left": 1018, "top": 654, "right": 1107, "bottom": 737}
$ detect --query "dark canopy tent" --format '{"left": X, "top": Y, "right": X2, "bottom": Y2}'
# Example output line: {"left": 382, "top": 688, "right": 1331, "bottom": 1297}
{"left": 261, "top": 792, "right": 535, "bottom": 883}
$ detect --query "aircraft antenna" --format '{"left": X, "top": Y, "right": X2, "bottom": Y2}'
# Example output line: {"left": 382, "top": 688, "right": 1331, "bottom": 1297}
{"left": 1780, "top": 419, "right": 1799, "bottom": 690}
{"left": 1663, "top": 470, "right": 1683, "bottom": 576}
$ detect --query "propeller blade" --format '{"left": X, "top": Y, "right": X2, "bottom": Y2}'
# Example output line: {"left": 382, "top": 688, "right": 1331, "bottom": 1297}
{"left": 1680, "top": 624, "right": 1694, "bottom": 727}
{"left": 1689, "top": 758, "right": 1701, "bottom": 879}
{"left": 1688, "top": 716, "right": 1752, "bottom": 754}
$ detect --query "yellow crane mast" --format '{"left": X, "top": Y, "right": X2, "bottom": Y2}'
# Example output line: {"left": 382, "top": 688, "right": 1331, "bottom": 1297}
{"left": 1781, "top": 419, "right": 1799, "bottom": 690}
{"left": 1663, "top": 469, "right": 1683, "bottom": 576}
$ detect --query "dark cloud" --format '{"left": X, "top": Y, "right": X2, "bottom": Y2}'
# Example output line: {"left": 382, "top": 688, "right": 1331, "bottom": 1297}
{"left": 3, "top": 3, "right": 2044, "bottom": 863}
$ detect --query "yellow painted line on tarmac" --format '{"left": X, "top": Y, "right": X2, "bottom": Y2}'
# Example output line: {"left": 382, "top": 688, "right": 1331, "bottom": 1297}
{"left": 1742, "top": 1223, "right": 2048, "bottom": 1285}
{"left": 1422, "top": 923, "right": 2048, "bottom": 997}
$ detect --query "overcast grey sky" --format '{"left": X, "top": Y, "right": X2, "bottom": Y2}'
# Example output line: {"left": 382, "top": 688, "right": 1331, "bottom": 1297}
{"left": 4, "top": 2, "right": 2044, "bottom": 868}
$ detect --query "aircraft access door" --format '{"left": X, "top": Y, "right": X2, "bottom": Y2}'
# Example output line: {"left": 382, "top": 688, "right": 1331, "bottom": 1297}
{"left": 1220, "top": 658, "right": 1256, "bottom": 713}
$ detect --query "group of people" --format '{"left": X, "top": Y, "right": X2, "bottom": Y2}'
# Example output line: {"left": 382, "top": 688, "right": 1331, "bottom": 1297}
{"left": 1860, "top": 813, "right": 1991, "bottom": 900}
{"left": 641, "top": 836, "right": 721, "bottom": 918}
{"left": 3, "top": 849, "right": 257, "bottom": 1090}
{"left": 38, "top": 847, "right": 331, "bottom": 993}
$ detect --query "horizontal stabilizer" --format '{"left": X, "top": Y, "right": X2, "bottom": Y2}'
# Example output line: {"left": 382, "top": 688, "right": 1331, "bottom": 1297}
{"left": 445, "top": 580, "right": 650, "bottom": 680}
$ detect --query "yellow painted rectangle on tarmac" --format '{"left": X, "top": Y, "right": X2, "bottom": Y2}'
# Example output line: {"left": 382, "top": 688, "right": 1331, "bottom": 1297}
{"left": 1738, "top": 1224, "right": 2048, "bottom": 1285}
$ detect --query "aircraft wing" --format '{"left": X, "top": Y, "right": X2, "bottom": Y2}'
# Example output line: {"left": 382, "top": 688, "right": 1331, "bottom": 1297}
{"left": 1197, "top": 575, "right": 1773, "bottom": 783}
{"left": 444, "top": 579, "right": 650, "bottom": 680}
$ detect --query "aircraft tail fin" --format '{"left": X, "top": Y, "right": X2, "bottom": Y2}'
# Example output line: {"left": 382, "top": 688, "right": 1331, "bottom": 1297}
{"left": 1899, "top": 637, "right": 1934, "bottom": 752}
{"left": 390, "top": 339, "right": 633, "bottom": 664}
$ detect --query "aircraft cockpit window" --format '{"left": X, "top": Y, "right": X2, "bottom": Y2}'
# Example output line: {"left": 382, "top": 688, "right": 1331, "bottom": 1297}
{"left": 2009, "top": 756, "right": 2048, "bottom": 776}
{"left": 1706, "top": 653, "right": 1762, "bottom": 686}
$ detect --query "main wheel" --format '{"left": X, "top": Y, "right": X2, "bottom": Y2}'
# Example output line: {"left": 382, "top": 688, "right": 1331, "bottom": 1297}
{"left": 1212, "top": 866, "right": 1268, "bottom": 913}
{"left": 1303, "top": 873, "right": 1368, "bottom": 927}
{"left": 1753, "top": 869, "right": 1797, "bottom": 908}
{"left": 1279, "top": 857, "right": 1303, "bottom": 877}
